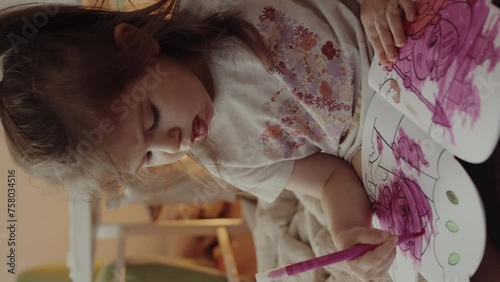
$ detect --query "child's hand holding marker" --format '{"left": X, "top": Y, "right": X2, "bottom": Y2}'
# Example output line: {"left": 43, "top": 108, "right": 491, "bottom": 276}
{"left": 332, "top": 227, "right": 398, "bottom": 281}
{"left": 256, "top": 231, "right": 424, "bottom": 282}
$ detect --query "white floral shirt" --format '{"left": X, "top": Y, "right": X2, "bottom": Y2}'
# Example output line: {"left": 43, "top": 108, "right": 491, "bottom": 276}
{"left": 187, "top": 0, "right": 374, "bottom": 202}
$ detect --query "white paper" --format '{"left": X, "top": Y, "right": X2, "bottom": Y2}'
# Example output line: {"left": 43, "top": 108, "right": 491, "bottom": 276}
{"left": 361, "top": 94, "right": 487, "bottom": 282}
{"left": 367, "top": 0, "right": 500, "bottom": 163}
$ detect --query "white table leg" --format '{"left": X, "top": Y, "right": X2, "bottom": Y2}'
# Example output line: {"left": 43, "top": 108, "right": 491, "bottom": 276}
{"left": 114, "top": 228, "right": 126, "bottom": 282}
{"left": 67, "top": 199, "right": 94, "bottom": 282}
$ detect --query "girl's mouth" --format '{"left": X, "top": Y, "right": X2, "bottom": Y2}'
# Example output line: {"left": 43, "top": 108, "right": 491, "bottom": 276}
{"left": 191, "top": 115, "right": 208, "bottom": 143}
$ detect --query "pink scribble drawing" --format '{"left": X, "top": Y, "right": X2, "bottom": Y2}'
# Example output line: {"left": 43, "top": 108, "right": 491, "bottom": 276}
{"left": 366, "top": 121, "right": 436, "bottom": 269}
{"left": 370, "top": 171, "right": 434, "bottom": 267}
{"left": 388, "top": 0, "right": 500, "bottom": 138}
{"left": 392, "top": 127, "right": 429, "bottom": 171}
{"left": 377, "top": 132, "right": 384, "bottom": 153}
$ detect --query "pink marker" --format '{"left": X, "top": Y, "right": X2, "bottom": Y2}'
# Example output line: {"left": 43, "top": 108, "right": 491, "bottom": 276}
{"left": 255, "top": 231, "right": 425, "bottom": 282}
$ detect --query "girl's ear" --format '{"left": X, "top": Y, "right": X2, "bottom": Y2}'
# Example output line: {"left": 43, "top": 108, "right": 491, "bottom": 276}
{"left": 113, "top": 23, "right": 160, "bottom": 55}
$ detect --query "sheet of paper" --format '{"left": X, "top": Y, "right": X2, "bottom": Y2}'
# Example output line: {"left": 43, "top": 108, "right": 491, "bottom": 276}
{"left": 362, "top": 94, "right": 487, "bottom": 282}
{"left": 368, "top": 0, "right": 500, "bottom": 163}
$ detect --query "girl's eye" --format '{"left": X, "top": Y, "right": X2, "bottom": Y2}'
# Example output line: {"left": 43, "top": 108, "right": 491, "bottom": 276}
{"left": 150, "top": 105, "right": 161, "bottom": 131}
{"left": 146, "top": 151, "right": 153, "bottom": 165}
{"left": 145, "top": 105, "right": 160, "bottom": 167}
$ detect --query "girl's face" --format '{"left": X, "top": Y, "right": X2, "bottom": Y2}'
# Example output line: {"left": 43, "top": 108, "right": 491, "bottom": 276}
{"left": 103, "top": 24, "right": 214, "bottom": 175}
{"left": 108, "top": 56, "right": 214, "bottom": 175}
{"left": 413, "top": 24, "right": 440, "bottom": 80}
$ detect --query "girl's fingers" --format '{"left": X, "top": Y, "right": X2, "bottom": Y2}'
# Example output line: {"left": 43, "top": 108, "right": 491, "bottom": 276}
{"left": 355, "top": 228, "right": 391, "bottom": 245}
{"left": 357, "top": 235, "right": 398, "bottom": 269}
{"left": 372, "top": 248, "right": 397, "bottom": 277}
{"left": 399, "top": 0, "right": 417, "bottom": 22}
{"left": 361, "top": 0, "right": 416, "bottom": 65}
{"left": 375, "top": 14, "right": 398, "bottom": 62}
{"left": 342, "top": 230, "right": 396, "bottom": 280}
{"left": 365, "top": 17, "right": 389, "bottom": 66}
{"left": 386, "top": 0, "right": 406, "bottom": 48}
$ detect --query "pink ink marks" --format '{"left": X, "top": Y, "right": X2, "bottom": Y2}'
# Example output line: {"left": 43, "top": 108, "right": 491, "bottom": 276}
{"left": 377, "top": 133, "right": 384, "bottom": 153}
{"left": 392, "top": 128, "right": 429, "bottom": 171}
{"left": 381, "top": 78, "right": 402, "bottom": 103}
{"left": 389, "top": 79, "right": 401, "bottom": 103}
{"left": 387, "top": 0, "right": 500, "bottom": 139}
{"left": 370, "top": 172, "right": 434, "bottom": 268}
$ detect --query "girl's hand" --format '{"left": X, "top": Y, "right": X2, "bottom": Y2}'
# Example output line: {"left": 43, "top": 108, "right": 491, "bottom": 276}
{"left": 333, "top": 227, "right": 398, "bottom": 281}
{"left": 360, "top": 0, "right": 417, "bottom": 66}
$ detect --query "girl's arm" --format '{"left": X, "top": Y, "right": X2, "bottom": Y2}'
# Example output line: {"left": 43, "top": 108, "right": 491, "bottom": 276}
{"left": 285, "top": 152, "right": 398, "bottom": 281}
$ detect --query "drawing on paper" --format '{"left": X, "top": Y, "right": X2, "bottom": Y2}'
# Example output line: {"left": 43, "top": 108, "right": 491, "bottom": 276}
{"left": 362, "top": 94, "right": 487, "bottom": 282}
{"left": 385, "top": 0, "right": 500, "bottom": 141}
{"left": 366, "top": 123, "right": 435, "bottom": 268}
{"left": 380, "top": 78, "right": 402, "bottom": 104}
{"left": 362, "top": 0, "right": 496, "bottom": 277}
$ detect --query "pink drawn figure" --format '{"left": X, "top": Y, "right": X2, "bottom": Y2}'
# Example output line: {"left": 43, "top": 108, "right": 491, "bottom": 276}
{"left": 377, "top": 132, "right": 384, "bottom": 153}
{"left": 370, "top": 173, "right": 434, "bottom": 267}
{"left": 389, "top": 79, "right": 401, "bottom": 103}
{"left": 389, "top": 0, "right": 499, "bottom": 131}
{"left": 392, "top": 128, "right": 429, "bottom": 172}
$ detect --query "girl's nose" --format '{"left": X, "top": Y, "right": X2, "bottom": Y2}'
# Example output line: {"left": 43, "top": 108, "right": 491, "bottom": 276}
{"left": 148, "top": 127, "right": 182, "bottom": 154}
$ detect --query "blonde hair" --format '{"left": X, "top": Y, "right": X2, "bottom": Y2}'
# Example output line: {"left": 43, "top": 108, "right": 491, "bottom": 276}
{"left": 0, "top": 0, "right": 272, "bottom": 200}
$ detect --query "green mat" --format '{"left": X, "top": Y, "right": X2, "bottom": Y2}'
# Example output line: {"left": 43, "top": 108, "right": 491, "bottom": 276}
{"left": 17, "top": 263, "right": 103, "bottom": 282}
{"left": 95, "top": 263, "right": 228, "bottom": 282}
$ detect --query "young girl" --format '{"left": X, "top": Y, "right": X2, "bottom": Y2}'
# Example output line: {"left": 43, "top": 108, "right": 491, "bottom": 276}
{"left": 0, "top": 0, "right": 497, "bottom": 281}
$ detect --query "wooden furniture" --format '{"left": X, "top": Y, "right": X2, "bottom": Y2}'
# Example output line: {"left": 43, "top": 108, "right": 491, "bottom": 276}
{"left": 66, "top": 195, "right": 249, "bottom": 282}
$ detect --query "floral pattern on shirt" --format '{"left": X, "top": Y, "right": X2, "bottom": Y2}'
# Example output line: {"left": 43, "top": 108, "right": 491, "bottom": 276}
{"left": 255, "top": 5, "right": 356, "bottom": 160}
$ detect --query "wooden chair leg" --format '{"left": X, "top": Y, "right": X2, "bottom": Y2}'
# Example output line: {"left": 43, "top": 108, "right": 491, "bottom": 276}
{"left": 216, "top": 227, "right": 240, "bottom": 282}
